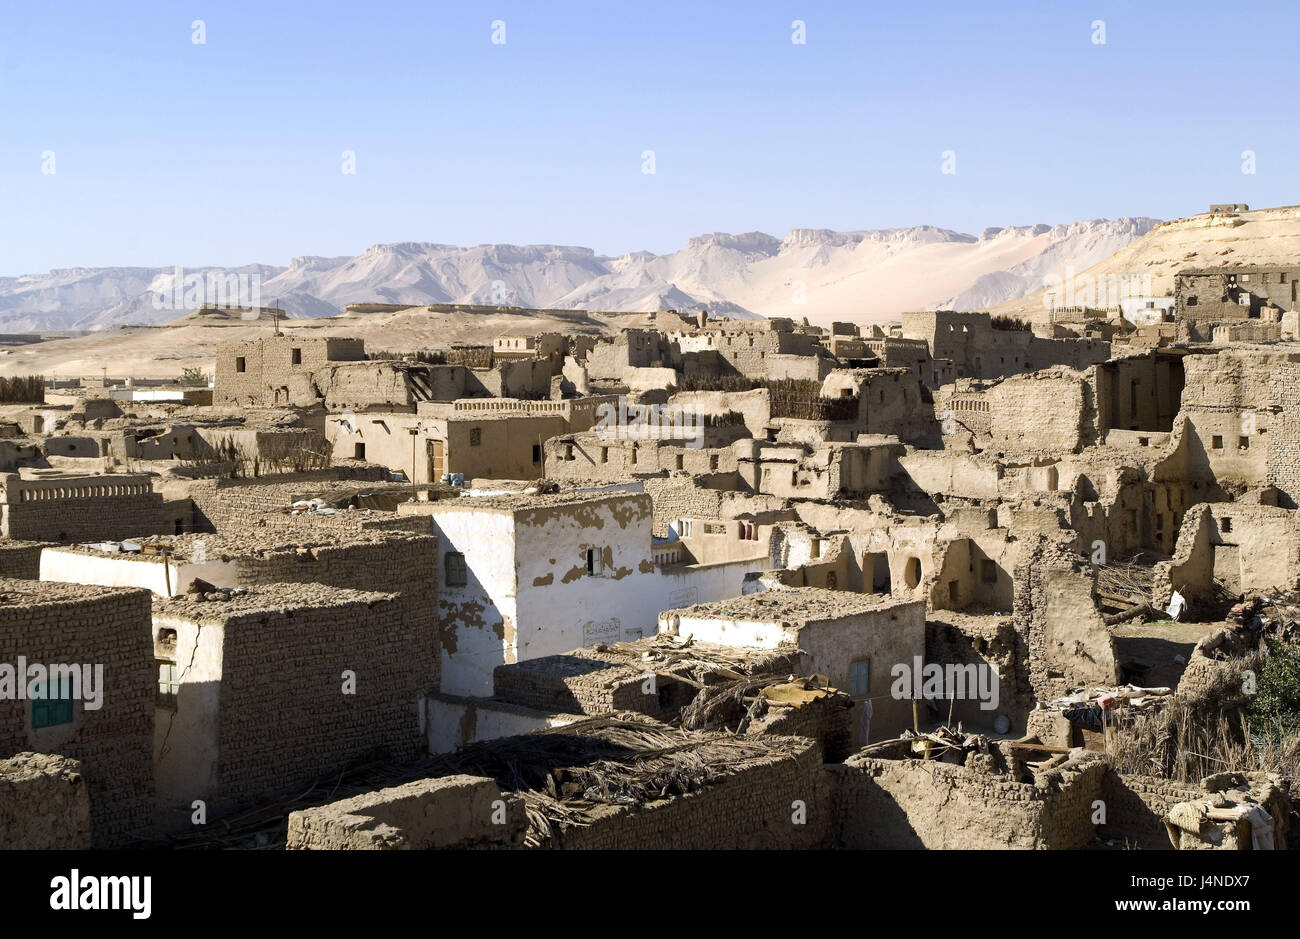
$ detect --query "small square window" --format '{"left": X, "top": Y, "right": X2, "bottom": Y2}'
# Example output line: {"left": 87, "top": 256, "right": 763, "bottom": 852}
{"left": 291, "top": 348, "right": 302, "bottom": 365}
{"left": 444, "top": 552, "right": 468, "bottom": 587}
{"left": 1221, "top": 517, "right": 1233, "bottom": 533}
{"left": 586, "top": 548, "right": 605, "bottom": 576}
{"left": 1212, "top": 435, "right": 1224, "bottom": 450}
{"left": 849, "top": 659, "right": 871, "bottom": 698}
{"left": 157, "top": 660, "right": 180, "bottom": 708}
{"left": 1239, "top": 436, "right": 1250, "bottom": 449}
{"left": 235, "top": 357, "right": 246, "bottom": 373}
{"left": 469, "top": 428, "right": 482, "bottom": 447}
{"left": 32, "top": 678, "right": 74, "bottom": 730}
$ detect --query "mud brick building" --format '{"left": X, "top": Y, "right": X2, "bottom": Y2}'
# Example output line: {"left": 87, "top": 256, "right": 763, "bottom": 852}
{"left": 900, "top": 310, "right": 1112, "bottom": 380}
{"left": 293, "top": 717, "right": 832, "bottom": 850}
{"left": 419, "top": 489, "right": 765, "bottom": 697}
{"left": 831, "top": 741, "right": 1109, "bottom": 849}
{"left": 0, "top": 579, "right": 154, "bottom": 846}
{"left": 658, "top": 588, "right": 927, "bottom": 744}
{"left": 215, "top": 335, "right": 366, "bottom": 407}
{"left": 1175, "top": 265, "right": 1298, "bottom": 323}
{"left": 151, "top": 583, "right": 437, "bottom": 823}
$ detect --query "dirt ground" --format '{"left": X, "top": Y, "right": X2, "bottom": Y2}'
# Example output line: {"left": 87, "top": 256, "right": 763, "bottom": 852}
{"left": 1111, "top": 619, "right": 1219, "bottom": 689}
{"left": 0, "top": 305, "right": 634, "bottom": 381}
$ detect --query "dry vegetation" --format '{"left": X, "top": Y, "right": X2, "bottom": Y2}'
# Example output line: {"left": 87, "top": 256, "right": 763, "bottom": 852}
{"left": 1109, "top": 649, "right": 1300, "bottom": 784}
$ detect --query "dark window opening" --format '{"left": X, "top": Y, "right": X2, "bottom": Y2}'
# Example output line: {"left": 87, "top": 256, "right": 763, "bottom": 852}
{"left": 32, "top": 679, "right": 74, "bottom": 729}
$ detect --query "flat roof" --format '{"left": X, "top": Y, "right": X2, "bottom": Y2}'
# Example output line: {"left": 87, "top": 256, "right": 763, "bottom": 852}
{"left": 430, "top": 488, "right": 649, "bottom": 514}
{"left": 46, "top": 526, "right": 430, "bottom": 563}
{"left": 0, "top": 576, "right": 148, "bottom": 607}
{"left": 153, "top": 582, "right": 396, "bottom": 622}
{"left": 662, "top": 587, "right": 914, "bottom": 625}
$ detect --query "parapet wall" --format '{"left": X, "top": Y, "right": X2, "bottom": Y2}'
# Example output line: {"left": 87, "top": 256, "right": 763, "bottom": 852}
{"left": 1099, "top": 772, "right": 1203, "bottom": 849}
{"left": 185, "top": 469, "right": 392, "bottom": 532}
{"left": 553, "top": 735, "right": 831, "bottom": 849}
{"left": 287, "top": 774, "right": 526, "bottom": 849}
{"left": 232, "top": 533, "right": 437, "bottom": 598}
{"left": 0, "top": 474, "right": 164, "bottom": 543}
{"left": 0, "top": 539, "right": 54, "bottom": 579}
{"left": 831, "top": 749, "right": 1108, "bottom": 849}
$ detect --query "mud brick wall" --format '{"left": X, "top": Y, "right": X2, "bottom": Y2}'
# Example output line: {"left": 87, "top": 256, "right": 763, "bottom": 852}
{"left": 925, "top": 617, "right": 1033, "bottom": 729}
{"left": 493, "top": 653, "right": 703, "bottom": 720}
{"left": 831, "top": 752, "right": 1107, "bottom": 849}
{"left": 0, "top": 540, "right": 54, "bottom": 579}
{"left": 548, "top": 737, "right": 831, "bottom": 849}
{"left": 232, "top": 534, "right": 437, "bottom": 598}
{"left": 0, "top": 581, "right": 155, "bottom": 847}
{"left": 287, "top": 775, "right": 527, "bottom": 850}
{"left": 1013, "top": 538, "right": 1118, "bottom": 704}
{"left": 642, "top": 478, "right": 730, "bottom": 537}
{"left": 210, "top": 589, "right": 437, "bottom": 804}
{"left": 639, "top": 477, "right": 735, "bottom": 537}
{"left": 1025, "top": 708, "right": 1073, "bottom": 747}
{"left": 748, "top": 696, "right": 854, "bottom": 762}
{"left": 492, "top": 659, "right": 662, "bottom": 716}
{"left": 0, "top": 752, "right": 91, "bottom": 849}
{"left": 1099, "top": 771, "right": 1201, "bottom": 849}
{"left": 3, "top": 489, "right": 164, "bottom": 543}
{"left": 1267, "top": 361, "right": 1300, "bottom": 508}
{"left": 186, "top": 470, "right": 392, "bottom": 532}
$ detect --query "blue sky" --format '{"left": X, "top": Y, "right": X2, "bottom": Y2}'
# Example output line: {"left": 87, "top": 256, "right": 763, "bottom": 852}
{"left": 2, "top": 0, "right": 1297, "bottom": 273}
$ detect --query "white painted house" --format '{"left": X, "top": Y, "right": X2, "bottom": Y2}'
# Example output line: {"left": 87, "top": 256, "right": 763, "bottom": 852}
{"left": 415, "top": 490, "right": 766, "bottom": 696}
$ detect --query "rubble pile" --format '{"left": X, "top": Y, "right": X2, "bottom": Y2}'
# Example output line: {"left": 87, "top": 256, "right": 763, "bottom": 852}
{"left": 1163, "top": 771, "right": 1289, "bottom": 850}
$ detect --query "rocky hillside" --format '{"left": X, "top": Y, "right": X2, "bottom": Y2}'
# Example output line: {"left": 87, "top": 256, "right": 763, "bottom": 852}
{"left": 0, "top": 217, "right": 1159, "bottom": 331}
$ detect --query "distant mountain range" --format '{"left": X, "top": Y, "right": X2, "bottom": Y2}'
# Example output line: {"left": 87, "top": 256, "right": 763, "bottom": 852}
{"left": 0, "top": 217, "right": 1160, "bottom": 332}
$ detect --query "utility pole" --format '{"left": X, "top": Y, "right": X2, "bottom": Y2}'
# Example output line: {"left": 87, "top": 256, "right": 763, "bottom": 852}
{"left": 407, "top": 426, "right": 420, "bottom": 499}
